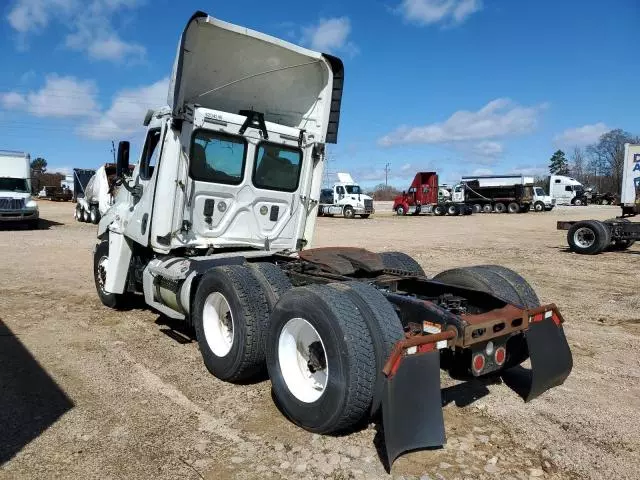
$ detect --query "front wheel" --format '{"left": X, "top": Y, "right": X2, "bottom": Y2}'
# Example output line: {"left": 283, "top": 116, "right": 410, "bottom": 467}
{"left": 573, "top": 198, "right": 584, "bottom": 206}
{"left": 534, "top": 201, "right": 545, "bottom": 212}
{"left": 395, "top": 205, "right": 406, "bottom": 216}
{"left": 343, "top": 206, "right": 355, "bottom": 219}
{"left": 93, "top": 239, "right": 136, "bottom": 309}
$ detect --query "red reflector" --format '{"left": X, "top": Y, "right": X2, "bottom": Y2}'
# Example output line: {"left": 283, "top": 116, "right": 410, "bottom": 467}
{"left": 472, "top": 353, "right": 485, "bottom": 372}
{"left": 495, "top": 347, "right": 506, "bottom": 365}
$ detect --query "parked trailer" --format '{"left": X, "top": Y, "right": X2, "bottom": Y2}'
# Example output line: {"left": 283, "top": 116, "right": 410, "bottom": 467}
{"left": 73, "top": 168, "right": 96, "bottom": 202}
{"left": 558, "top": 144, "right": 640, "bottom": 254}
{"left": 75, "top": 163, "right": 132, "bottom": 224}
{"left": 93, "top": 12, "right": 573, "bottom": 466}
{"left": 393, "top": 172, "right": 473, "bottom": 216}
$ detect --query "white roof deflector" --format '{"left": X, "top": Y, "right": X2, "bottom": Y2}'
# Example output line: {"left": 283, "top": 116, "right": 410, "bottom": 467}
{"left": 168, "top": 11, "right": 344, "bottom": 143}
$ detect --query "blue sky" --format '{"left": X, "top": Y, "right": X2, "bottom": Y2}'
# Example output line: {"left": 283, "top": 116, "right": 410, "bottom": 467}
{"left": 1, "top": 0, "right": 638, "bottom": 187}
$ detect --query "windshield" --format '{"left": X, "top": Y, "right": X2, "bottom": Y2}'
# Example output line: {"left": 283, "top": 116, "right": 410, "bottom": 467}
{"left": 345, "top": 185, "right": 362, "bottom": 195}
{"left": 573, "top": 185, "right": 584, "bottom": 192}
{"left": 534, "top": 187, "right": 545, "bottom": 196}
{"left": 0, "top": 178, "right": 29, "bottom": 193}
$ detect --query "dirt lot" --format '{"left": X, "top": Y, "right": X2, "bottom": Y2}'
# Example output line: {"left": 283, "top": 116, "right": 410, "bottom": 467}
{"left": 1, "top": 201, "right": 639, "bottom": 480}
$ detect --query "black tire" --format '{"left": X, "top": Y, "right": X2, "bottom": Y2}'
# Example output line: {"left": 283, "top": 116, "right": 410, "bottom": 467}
{"left": 574, "top": 198, "right": 584, "bottom": 206}
{"left": 482, "top": 204, "right": 493, "bottom": 213}
{"left": 93, "top": 239, "right": 136, "bottom": 309}
{"left": 472, "top": 204, "right": 482, "bottom": 214}
{"left": 90, "top": 206, "right": 100, "bottom": 224}
{"left": 396, "top": 205, "right": 406, "bottom": 216}
{"left": 507, "top": 202, "right": 519, "bottom": 214}
{"left": 605, "top": 218, "right": 635, "bottom": 250}
{"left": 567, "top": 220, "right": 610, "bottom": 254}
{"left": 193, "top": 265, "right": 271, "bottom": 382}
{"left": 266, "top": 285, "right": 376, "bottom": 433}
{"left": 534, "top": 201, "right": 545, "bottom": 212}
{"left": 75, "top": 204, "right": 83, "bottom": 221}
{"left": 330, "top": 281, "right": 404, "bottom": 415}
{"left": 494, "top": 202, "right": 506, "bottom": 213}
{"left": 432, "top": 265, "right": 540, "bottom": 368}
{"left": 248, "top": 262, "right": 292, "bottom": 310}
{"left": 379, "top": 251, "right": 426, "bottom": 276}
{"left": 360, "top": 214, "right": 371, "bottom": 219}
{"left": 433, "top": 205, "right": 446, "bottom": 216}
{"left": 447, "top": 204, "right": 460, "bottom": 216}
{"left": 343, "top": 206, "right": 355, "bottom": 219}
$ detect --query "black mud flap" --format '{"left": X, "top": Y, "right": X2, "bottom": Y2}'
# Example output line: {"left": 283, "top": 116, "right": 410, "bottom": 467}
{"left": 382, "top": 350, "right": 445, "bottom": 468}
{"left": 503, "top": 316, "right": 573, "bottom": 402}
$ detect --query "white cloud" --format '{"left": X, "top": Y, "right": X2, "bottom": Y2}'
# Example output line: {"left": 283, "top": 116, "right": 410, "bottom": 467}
{"left": 554, "top": 122, "right": 609, "bottom": 147}
{"left": 301, "top": 17, "right": 358, "bottom": 55}
{"left": 378, "top": 98, "right": 547, "bottom": 147}
{"left": 1, "top": 74, "right": 99, "bottom": 117}
{"left": 470, "top": 168, "right": 493, "bottom": 176}
{"left": 7, "top": 0, "right": 145, "bottom": 62}
{"left": 398, "top": 0, "right": 482, "bottom": 26}
{"left": 507, "top": 165, "right": 548, "bottom": 177}
{"left": 471, "top": 140, "right": 503, "bottom": 158}
{"left": 78, "top": 77, "right": 168, "bottom": 139}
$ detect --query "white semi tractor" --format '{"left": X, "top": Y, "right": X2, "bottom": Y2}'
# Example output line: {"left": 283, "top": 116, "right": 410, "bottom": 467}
{"left": 318, "top": 173, "right": 374, "bottom": 218}
{"left": 0, "top": 150, "right": 39, "bottom": 228}
{"left": 548, "top": 175, "right": 586, "bottom": 205}
{"left": 92, "top": 11, "right": 572, "bottom": 465}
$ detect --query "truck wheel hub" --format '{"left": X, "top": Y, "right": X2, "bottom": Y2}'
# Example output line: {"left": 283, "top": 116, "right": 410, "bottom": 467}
{"left": 278, "top": 317, "right": 328, "bottom": 403}
{"left": 97, "top": 256, "right": 108, "bottom": 292}
{"left": 202, "top": 292, "right": 235, "bottom": 356}
{"left": 574, "top": 227, "right": 595, "bottom": 248}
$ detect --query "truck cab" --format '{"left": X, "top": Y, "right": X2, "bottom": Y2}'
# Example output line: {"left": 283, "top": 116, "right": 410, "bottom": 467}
{"left": 549, "top": 175, "right": 586, "bottom": 205}
{"left": 533, "top": 186, "right": 555, "bottom": 212}
{"left": 0, "top": 150, "right": 39, "bottom": 228}
{"left": 318, "top": 173, "right": 374, "bottom": 218}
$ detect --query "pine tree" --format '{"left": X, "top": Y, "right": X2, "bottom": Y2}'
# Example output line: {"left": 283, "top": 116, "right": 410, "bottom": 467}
{"left": 549, "top": 150, "right": 569, "bottom": 175}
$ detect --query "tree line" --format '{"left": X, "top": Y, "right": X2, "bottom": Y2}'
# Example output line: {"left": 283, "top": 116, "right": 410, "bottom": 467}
{"left": 547, "top": 129, "right": 639, "bottom": 193}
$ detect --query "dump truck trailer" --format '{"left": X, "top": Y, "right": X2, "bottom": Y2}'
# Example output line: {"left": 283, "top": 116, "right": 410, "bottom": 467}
{"left": 557, "top": 143, "right": 640, "bottom": 254}
{"left": 92, "top": 11, "right": 573, "bottom": 466}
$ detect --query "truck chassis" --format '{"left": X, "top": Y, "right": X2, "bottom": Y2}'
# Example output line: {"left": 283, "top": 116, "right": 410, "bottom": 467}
{"left": 558, "top": 218, "right": 638, "bottom": 254}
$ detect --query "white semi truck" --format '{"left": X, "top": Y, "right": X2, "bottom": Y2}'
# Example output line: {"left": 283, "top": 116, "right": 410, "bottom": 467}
{"left": 75, "top": 163, "right": 132, "bottom": 224}
{"left": 558, "top": 144, "right": 640, "bottom": 254}
{"left": 318, "top": 173, "right": 374, "bottom": 218}
{"left": 0, "top": 150, "right": 39, "bottom": 228}
{"left": 92, "top": 11, "right": 572, "bottom": 466}
{"left": 548, "top": 174, "right": 586, "bottom": 205}
{"left": 461, "top": 175, "right": 555, "bottom": 212}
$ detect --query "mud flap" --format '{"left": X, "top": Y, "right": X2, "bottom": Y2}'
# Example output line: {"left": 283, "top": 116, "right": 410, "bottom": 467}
{"left": 382, "top": 350, "right": 445, "bottom": 468}
{"left": 503, "top": 316, "right": 573, "bottom": 402}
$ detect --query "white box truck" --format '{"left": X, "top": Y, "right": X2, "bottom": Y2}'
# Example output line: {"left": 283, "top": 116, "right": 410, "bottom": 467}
{"left": 557, "top": 144, "right": 640, "bottom": 254}
{"left": 0, "top": 150, "right": 39, "bottom": 228}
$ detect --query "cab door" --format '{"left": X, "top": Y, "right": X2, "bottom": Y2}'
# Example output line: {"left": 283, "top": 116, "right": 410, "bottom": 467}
{"left": 123, "top": 123, "right": 164, "bottom": 246}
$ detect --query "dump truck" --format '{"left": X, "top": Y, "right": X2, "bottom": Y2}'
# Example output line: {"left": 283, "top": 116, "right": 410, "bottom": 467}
{"left": 461, "top": 175, "right": 554, "bottom": 212}
{"left": 92, "top": 11, "right": 573, "bottom": 466}
{"left": 72, "top": 168, "right": 96, "bottom": 202}
{"left": 557, "top": 143, "right": 640, "bottom": 254}
{"left": 318, "top": 172, "right": 374, "bottom": 218}
{"left": 75, "top": 164, "right": 132, "bottom": 224}
{"left": 393, "top": 172, "right": 473, "bottom": 216}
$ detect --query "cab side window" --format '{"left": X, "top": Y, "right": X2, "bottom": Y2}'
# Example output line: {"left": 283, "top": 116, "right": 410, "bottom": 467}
{"left": 140, "top": 129, "right": 161, "bottom": 180}
{"left": 336, "top": 186, "right": 345, "bottom": 195}
{"left": 565, "top": 186, "right": 572, "bottom": 192}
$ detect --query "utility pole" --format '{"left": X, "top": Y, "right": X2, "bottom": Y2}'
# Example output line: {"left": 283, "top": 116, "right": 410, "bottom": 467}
{"left": 384, "top": 162, "right": 391, "bottom": 186}
{"left": 111, "top": 141, "right": 116, "bottom": 163}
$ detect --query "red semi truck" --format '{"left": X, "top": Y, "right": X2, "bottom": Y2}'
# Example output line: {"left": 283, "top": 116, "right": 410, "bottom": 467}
{"left": 393, "top": 172, "right": 472, "bottom": 216}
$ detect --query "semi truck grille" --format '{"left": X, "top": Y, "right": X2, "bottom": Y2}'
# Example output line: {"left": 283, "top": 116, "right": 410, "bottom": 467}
{"left": 364, "top": 199, "right": 373, "bottom": 211}
{"left": 0, "top": 198, "right": 25, "bottom": 210}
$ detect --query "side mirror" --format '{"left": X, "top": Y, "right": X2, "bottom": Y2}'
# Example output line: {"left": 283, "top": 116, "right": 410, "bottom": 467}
{"left": 116, "top": 141, "right": 130, "bottom": 178}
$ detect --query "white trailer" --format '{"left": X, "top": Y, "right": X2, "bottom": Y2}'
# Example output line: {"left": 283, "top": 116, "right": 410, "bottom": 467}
{"left": 91, "top": 11, "right": 573, "bottom": 465}
{"left": 0, "top": 150, "right": 39, "bottom": 228}
{"left": 318, "top": 173, "right": 374, "bottom": 218}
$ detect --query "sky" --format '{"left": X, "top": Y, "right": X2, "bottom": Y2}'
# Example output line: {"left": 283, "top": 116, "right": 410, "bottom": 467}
{"left": 1, "top": 0, "right": 638, "bottom": 188}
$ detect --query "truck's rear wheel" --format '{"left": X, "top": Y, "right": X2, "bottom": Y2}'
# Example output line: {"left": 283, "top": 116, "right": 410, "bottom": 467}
{"left": 193, "top": 265, "right": 270, "bottom": 382}
{"left": 93, "top": 239, "right": 136, "bottom": 310}
{"left": 534, "top": 201, "right": 545, "bottom": 212}
{"left": 472, "top": 204, "right": 482, "bottom": 213}
{"left": 248, "top": 262, "right": 292, "bottom": 309}
{"left": 343, "top": 206, "right": 355, "bottom": 219}
{"left": 507, "top": 202, "right": 519, "bottom": 214}
{"left": 447, "top": 204, "right": 459, "bottom": 216}
{"left": 75, "top": 204, "right": 83, "bottom": 221}
{"left": 82, "top": 207, "right": 90, "bottom": 222}
{"left": 433, "top": 205, "right": 446, "bottom": 216}
{"left": 567, "top": 220, "right": 610, "bottom": 254}
{"left": 90, "top": 206, "right": 100, "bottom": 224}
{"left": 379, "top": 251, "right": 426, "bottom": 276}
{"left": 482, "top": 204, "right": 492, "bottom": 213}
{"left": 432, "top": 265, "right": 540, "bottom": 369}
{"left": 494, "top": 202, "right": 506, "bottom": 213}
{"left": 266, "top": 285, "right": 376, "bottom": 433}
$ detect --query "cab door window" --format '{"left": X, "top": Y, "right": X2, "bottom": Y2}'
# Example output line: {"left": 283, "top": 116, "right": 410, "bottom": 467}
{"left": 140, "top": 129, "right": 161, "bottom": 180}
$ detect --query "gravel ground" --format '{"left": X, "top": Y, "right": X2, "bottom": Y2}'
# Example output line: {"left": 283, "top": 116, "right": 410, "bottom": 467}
{"left": 1, "top": 201, "right": 638, "bottom": 480}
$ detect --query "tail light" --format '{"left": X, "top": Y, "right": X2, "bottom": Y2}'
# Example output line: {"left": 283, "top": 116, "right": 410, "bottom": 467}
{"left": 472, "top": 353, "right": 485, "bottom": 373}
{"left": 494, "top": 346, "right": 506, "bottom": 366}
